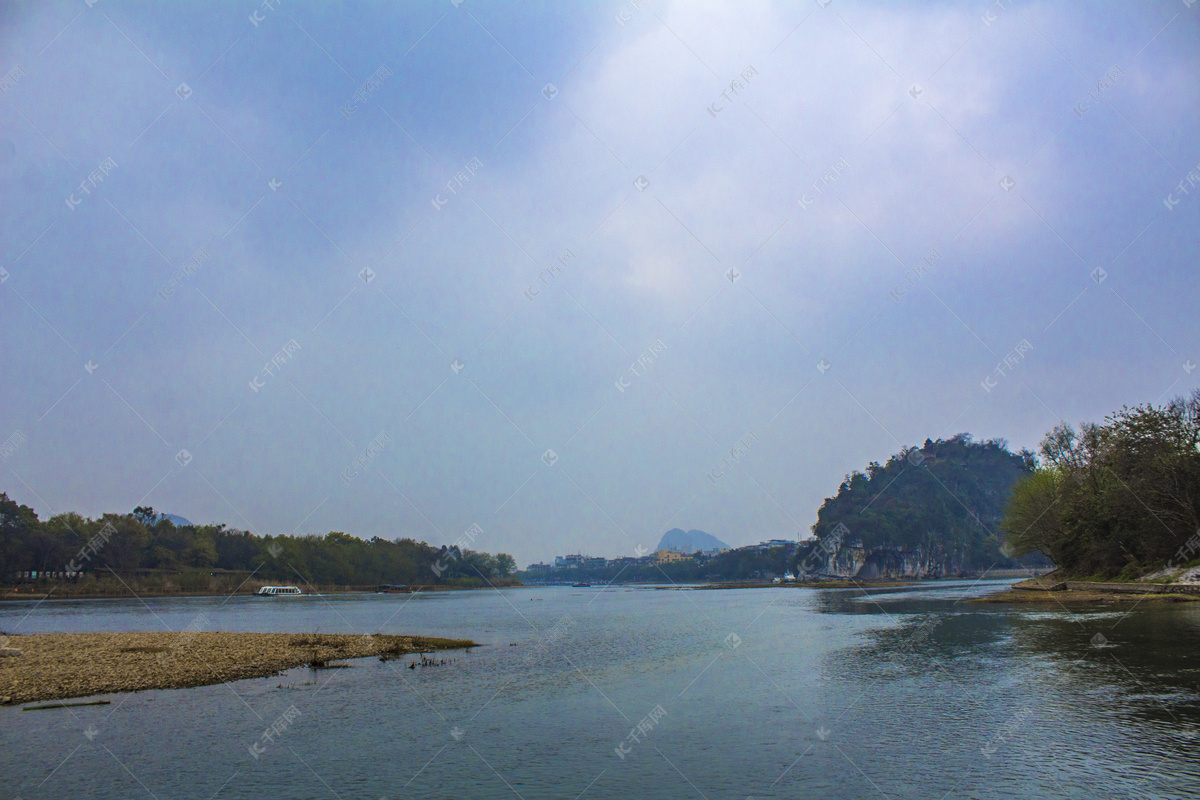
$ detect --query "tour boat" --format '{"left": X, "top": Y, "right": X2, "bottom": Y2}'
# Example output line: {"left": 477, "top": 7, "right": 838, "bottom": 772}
{"left": 256, "top": 585, "right": 302, "bottom": 596}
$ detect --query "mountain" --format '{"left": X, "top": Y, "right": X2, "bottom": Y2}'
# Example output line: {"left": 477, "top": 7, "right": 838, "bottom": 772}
{"left": 656, "top": 529, "right": 730, "bottom": 553}
{"left": 156, "top": 513, "right": 193, "bottom": 526}
{"left": 800, "top": 435, "right": 1037, "bottom": 578}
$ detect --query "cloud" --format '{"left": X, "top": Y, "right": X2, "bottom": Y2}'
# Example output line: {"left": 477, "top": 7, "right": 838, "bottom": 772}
{"left": 2, "top": 1, "right": 1198, "bottom": 566}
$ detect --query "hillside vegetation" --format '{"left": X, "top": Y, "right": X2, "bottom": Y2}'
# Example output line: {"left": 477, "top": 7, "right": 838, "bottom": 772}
{"left": 803, "top": 435, "right": 1040, "bottom": 575}
{"left": 1002, "top": 391, "right": 1200, "bottom": 579}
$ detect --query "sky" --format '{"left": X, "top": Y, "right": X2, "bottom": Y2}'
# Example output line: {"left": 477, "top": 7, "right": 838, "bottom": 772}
{"left": 2, "top": 0, "right": 1198, "bottom": 568}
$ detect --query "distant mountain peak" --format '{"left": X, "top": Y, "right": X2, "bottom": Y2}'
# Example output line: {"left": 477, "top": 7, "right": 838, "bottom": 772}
{"left": 155, "top": 512, "right": 193, "bottom": 526}
{"left": 655, "top": 528, "right": 729, "bottom": 553}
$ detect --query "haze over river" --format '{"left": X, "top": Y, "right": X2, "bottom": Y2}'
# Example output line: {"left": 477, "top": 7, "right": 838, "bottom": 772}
{"left": 3, "top": 581, "right": 1200, "bottom": 799}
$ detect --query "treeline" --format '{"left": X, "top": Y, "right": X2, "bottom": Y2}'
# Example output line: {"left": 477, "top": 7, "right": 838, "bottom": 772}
{"left": 1002, "top": 391, "right": 1200, "bottom": 579}
{"left": 521, "top": 547, "right": 801, "bottom": 584}
{"left": 0, "top": 499, "right": 517, "bottom": 588}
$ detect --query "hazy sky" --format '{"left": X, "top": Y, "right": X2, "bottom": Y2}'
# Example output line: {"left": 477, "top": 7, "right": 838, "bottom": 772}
{"left": 2, "top": 0, "right": 1197, "bottom": 567}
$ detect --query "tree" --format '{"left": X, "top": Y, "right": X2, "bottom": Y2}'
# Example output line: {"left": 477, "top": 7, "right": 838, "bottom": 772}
{"left": 0, "top": 493, "right": 40, "bottom": 576}
{"left": 132, "top": 506, "right": 157, "bottom": 526}
{"left": 495, "top": 553, "right": 516, "bottom": 577}
{"left": 1001, "top": 468, "right": 1063, "bottom": 561}
{"left": 1001, "top": 390, "right": 1200, "bottom": 577}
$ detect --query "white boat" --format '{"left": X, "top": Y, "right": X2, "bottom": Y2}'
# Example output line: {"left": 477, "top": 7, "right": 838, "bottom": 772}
{"left": 256, "top": 585, "right": 302, "bottom": 596}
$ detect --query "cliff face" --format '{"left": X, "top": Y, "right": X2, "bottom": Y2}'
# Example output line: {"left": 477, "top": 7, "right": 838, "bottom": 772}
{"left": 805, "top": 539, "right": 970, "bottom": 579}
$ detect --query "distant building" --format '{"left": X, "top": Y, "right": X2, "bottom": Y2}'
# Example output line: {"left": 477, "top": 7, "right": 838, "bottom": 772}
{"left": 654, "top": 549, "right": 691, "bottom": 565}
{"left": 739, "top": 539, "right": 798, "bottom": 552}
{"left": 543, "top": 550, "right": 681, "bottom": 569}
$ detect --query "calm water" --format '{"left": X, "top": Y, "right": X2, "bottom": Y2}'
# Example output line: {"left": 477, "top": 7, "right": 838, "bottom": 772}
{"left": 3, "top": 581, "right": 1200, "bottom": 799}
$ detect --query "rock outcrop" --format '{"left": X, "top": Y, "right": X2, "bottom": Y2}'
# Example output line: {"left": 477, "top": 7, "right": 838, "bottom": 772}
{"left": 802, "top": 539, "right": 972, "bottom": 579}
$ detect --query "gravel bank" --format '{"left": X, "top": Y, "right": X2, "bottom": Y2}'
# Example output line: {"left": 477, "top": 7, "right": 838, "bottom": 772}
{"left": 970, "top": 589, "right": 1200, "bottom": 604}
{"left": 0, "top": 632, "right": 476, "bottom": 705}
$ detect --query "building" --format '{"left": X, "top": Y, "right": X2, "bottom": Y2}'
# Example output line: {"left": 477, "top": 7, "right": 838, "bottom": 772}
{"left": 654, "top": 549, "right": 691, "bottom": 565}
{"left": 740, "top": 539, "right": 798, "bottom": 552}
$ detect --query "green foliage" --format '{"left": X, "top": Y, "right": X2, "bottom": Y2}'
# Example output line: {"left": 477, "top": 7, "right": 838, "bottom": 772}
{"left": 1002, "top": 391, "right": 1200, "bottom": 578}
{"left": 806, "top": 434, "right": 1039, "bottom": 570}
{"left": 0, "top": 499, "right": 518, "bottom": 588}
{"left": 1001, "top": 468, "right": 1063, "bottom": 560}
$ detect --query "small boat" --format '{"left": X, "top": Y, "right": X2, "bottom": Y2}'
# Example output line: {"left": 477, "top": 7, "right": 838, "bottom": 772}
{"left": 256, "top": 585, "right": 302, "bottom": 596}
{"left": 572, "top": 582, "right": 591, "bottom": 587}
{"left": 376, "top": 584, "right": 413, "bottom": 593}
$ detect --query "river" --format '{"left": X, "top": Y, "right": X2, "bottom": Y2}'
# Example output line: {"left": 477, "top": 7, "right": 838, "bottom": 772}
{"left": 3, "top": 580, "right": 1199, "bottom": 799}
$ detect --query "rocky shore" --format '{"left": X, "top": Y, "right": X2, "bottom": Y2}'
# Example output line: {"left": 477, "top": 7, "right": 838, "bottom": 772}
{"left": 973, "top": 572, "right": 1200, "bottom": 604}
{"left": 0, "top": 631, "right": 476, "bottom": 706}
{"left": 972, "top": 588, "right": 1200, "bottom": 604}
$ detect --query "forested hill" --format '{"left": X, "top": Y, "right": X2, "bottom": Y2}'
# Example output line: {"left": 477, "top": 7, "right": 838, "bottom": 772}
{"left": 0, "top": 498, "right": 516, "bottom": 588}
{"left": 806, "top": 435, "right": 1037, "bottom": 573}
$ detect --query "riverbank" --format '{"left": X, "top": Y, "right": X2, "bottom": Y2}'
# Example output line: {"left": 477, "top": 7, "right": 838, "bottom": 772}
{"left": 973, "top": 572, "right": 1200, "bottom": 604}
{"left": 0, "top": 580, "right": 520, "bottom": 602}
{"left": 0, "top": 631, "right": 477, "bottom": 705}
{"left": 972, "top": 588, "right": 1200, "bottom": 604}
{"left": 692, "top": 579, "right": 918, "bottom": 590}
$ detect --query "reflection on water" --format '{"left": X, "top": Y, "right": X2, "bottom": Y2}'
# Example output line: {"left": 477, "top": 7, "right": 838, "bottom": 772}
{"left": 3, "top": 581, "right": 1199, "bottom": 799}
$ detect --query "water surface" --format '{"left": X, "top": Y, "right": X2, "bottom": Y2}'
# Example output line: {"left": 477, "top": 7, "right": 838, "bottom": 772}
{"left": 3, "top": 580, "right": 1199, "bottom": 799}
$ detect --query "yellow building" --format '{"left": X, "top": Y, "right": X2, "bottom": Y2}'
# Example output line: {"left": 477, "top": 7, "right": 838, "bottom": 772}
{"left": 654, "top": 549, "right": 691, "bottom": 565}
